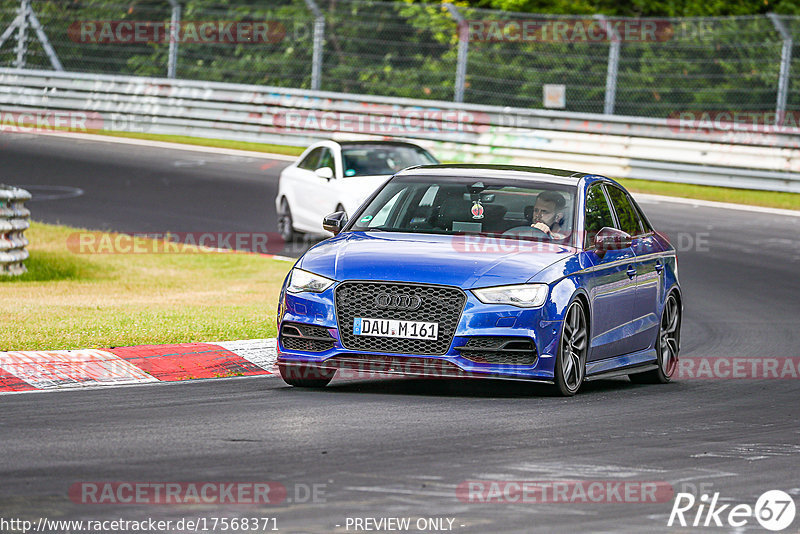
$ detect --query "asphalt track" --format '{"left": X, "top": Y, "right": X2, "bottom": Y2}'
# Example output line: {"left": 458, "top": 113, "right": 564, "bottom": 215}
{"left": 2, "top": 133, "right": 800, "bottom": 533}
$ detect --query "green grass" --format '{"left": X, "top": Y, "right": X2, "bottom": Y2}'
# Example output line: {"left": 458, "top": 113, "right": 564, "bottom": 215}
{"left": 0, "top": 222, "right": 293, "bottom": 351}
{"left": 617, "top": 178, "right": 800, "bottom": 211}
{"left": 81, "top": 130, "right": 800, "bottom": 210}
{"left": 91, "top": 130, "right": 306, "bottom": 157}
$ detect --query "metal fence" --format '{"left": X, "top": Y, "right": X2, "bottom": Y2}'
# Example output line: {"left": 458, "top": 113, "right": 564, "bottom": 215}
{"left": 3, "top": 68, "right": 799, "bottom": 192}
{"left": 0, "top": 184, "right": 30, "bottom": 276}
{"left": 0, "top": 0, "right": 797, "bottom": 119}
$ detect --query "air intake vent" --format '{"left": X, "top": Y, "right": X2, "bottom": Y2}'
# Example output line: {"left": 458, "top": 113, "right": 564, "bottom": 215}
{"left": 455, "top": 337, "right": 538, "bottom": 366}
{"left": 280, "top": 323, "right": 335, "bottom": 353}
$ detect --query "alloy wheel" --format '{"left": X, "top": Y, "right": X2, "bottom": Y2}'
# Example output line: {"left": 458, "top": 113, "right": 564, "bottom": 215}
{"left": 559, "top": 300, "right": 588, "bottom": 394}
{"left": 659, "top": 294, "right": 680, "bottom": 377}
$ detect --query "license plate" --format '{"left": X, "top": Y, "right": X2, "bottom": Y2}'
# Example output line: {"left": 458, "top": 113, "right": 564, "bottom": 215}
{"left": 353, "top": 318, "right": 438, "bottom": 341}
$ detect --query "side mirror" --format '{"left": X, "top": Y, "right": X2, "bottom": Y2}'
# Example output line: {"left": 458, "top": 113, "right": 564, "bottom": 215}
{"left": 593, "top": 227, "right": 632, "bottom": 258}
{"left": 323, "top": 211, "right": 348, "bottom": 235}
{"left": 314, "top": 167, "right": 334, "bottom": 180}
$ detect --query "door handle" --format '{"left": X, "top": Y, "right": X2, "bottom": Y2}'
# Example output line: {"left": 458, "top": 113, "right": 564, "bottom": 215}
{"left": 626, "top": 265, "right": 637, "bottom": 278}
{"left": 655, "top": 260, "right": 664, "bottom": 273}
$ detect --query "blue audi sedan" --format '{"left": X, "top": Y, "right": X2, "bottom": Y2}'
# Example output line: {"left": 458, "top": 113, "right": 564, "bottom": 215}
{"left": 276, "top": 165, "right": 681, "bottom": 396}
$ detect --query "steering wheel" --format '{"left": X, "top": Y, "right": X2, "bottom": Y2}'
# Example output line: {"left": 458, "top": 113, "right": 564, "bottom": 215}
{"left": 502, "top": 226, "right": 551, "bottom": 240}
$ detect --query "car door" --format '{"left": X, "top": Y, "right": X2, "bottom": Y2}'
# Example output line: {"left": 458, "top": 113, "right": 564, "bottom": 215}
{"left": 293, "top": 147, "right": 339, "bottom": 232}
{"left": 582, "top": 183, "right": 638, "bottom": 361}
{"left": 314, "top": 147, "right": 341, "bottom": 220}
{"left": 289, "top": 147, "right": 323, "bottom": 231}
{"left": 606, "top": 186, "right": 663, "bottom": 352}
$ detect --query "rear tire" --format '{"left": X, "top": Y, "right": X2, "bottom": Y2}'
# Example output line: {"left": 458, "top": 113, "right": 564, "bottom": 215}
{"left": 554, "top": 300, "right": 588, "bottom": 396}
{"left": 279, "top": 364, "right": 335, "bottom": 388}
{"left": 630, "top": 293, "right": 681, "bottom": 384}
{"left": 278, "top": 198, "right": 296, "bottom": 243}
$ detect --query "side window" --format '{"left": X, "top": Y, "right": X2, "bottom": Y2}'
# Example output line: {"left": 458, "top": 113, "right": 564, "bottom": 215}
{"left": 584, "top": 184, "right": 615, "bottom": 248}
{"left": 369, "top": 188, "right": 405, "bottom": 228}
{"left": 298, "top": 148, "right": 322, "bottom": 170}
{"left": 316, "top": 148, "right": 335, "bottom": 173}
{"left": 606, "top": 186, "right": 643, "bottom": 236}
{"left": 419, "top": 185, "right": 439, "bottom": 207}
{"left": 408, "top": 185, "right": 440, "bottom": 226}
{"left": 631, "top": 198, "right": 653, "bottom": 233}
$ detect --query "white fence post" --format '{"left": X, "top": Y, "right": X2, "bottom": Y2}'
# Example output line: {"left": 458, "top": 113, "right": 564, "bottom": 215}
{"left": 167, "top": 0, "right": 181, "bottom": 79}
{"left": 304, "top": 0, "right": 324, "bottom": 91}
{"left": 768, "top": 13, "right": 792, "bottom": 126}
{"left": 14, "top": 0, "right": 29, "bottom": 69}
{"left": 444, "top": 3, "right": 468, "bottom": 104}
{"left": 596, "top": 15, "right": 620, "bottom": 115}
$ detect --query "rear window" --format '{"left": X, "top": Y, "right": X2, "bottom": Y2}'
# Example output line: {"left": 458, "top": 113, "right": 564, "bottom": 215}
{"left": 341, "top": 145, "right": 437, "bottom": 177}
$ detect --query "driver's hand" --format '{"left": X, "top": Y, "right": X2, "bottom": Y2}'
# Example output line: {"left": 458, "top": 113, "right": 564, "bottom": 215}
{"left": 531, "top": 222, "right": 551, "bottom": 234}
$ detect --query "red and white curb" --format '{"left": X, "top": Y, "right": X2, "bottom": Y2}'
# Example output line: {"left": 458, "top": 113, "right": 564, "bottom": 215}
{"left": 0, "top": 339, "right": 278, "bottom": 393}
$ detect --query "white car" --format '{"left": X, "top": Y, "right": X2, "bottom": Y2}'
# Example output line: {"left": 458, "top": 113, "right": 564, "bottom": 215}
{"left": 275, "top": 140, "right": 438, "bottom": 241}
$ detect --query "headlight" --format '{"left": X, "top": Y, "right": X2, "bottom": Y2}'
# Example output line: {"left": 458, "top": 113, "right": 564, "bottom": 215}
{"left": 287, "top": 268, "right": 335, "bottom": 293}
{"left": 472, "top": 283, "right": 549, "bottom": 308}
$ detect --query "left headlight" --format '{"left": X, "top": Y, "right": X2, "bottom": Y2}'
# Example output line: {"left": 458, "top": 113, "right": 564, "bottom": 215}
{"left": 472, "top": 283, "right": 549, "bottom": 308}
{"left": 287, "top": 268, "right": 335, "bottom": 294}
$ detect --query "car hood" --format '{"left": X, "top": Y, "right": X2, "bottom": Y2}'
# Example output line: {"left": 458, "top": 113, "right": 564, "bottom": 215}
{"left": 297, "top": 232, "right": 576, "bottom": 288}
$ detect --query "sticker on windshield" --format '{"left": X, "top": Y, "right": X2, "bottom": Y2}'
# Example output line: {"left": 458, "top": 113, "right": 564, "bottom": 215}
{"left": 345, "top": 169, "right": 356, "bottom": 176}
{"left": 471, "top": 200, "right": 485, "bottom": 219}
{"left": 360, "top": 215, "right": 373, "bottom": 223}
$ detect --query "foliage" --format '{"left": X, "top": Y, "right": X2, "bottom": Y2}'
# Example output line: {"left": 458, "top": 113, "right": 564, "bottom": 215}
{"left": 0, "top": 0, "right": 796, "bottom": 116}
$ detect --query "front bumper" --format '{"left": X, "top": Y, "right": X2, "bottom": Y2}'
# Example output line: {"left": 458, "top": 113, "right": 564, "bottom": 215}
{"left": 277, "top": 284, "right": 564, "bottom": 382}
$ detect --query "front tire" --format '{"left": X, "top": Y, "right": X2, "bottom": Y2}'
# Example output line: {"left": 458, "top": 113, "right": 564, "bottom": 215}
{"left": 279, "top": 364, "right": 335, "bottom": 388}
{"left": 554, "top": 299, "right": 588, "bottom": 396}
{"left": 630, "top": 292, "right": 681, "bottom": 384}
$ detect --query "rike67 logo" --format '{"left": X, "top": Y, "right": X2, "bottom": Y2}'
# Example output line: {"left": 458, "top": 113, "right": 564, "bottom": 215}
{"left": 668, "top": 490, "right": 796, "bottom": 531}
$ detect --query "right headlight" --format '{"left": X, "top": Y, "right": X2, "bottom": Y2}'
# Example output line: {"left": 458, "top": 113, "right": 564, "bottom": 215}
{"left": 286, "top": 268, "right": 335, "bottom": 294}
{"left": 472, "top": 283, "right": 549, "bottom": 308}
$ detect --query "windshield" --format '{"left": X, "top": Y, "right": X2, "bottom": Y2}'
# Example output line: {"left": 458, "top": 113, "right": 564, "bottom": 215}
{"left": 341, "top": 145, "right": 437, "bottom": 177}
{"left": 349, "top": 175, "right": 577, "bottom": 245}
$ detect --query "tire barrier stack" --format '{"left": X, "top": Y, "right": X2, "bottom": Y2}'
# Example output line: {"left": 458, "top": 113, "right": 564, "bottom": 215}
{"left": 0, "top": 185, "right": 31, "bottom": 276}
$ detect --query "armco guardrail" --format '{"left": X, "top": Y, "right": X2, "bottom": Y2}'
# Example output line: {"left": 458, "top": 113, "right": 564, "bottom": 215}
{"left": 0, "top": 185, "right": 31, "bottom": 276}
{"left": 1, "top": 68, "right": 799, "bottom": 193}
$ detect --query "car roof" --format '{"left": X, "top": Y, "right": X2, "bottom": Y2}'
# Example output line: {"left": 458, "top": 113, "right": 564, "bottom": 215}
{"left": 336, "top": 140, "right": 426, "bottom": 148}
{"left": 394, "top": 164, "right": 589, "bottom": 186}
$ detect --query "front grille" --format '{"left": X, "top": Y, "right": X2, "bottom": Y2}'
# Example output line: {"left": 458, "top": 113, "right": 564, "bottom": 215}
{"left": 280, "top": 323, "right": 335, "bottom": 353}
{"left": 335, "top": 281, "right": 466, "bottom": 355}
{"left": 455, "top": 337, "right": 538, "bottom": 366}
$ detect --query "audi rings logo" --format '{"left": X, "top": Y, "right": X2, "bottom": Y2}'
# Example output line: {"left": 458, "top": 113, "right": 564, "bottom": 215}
{"left": 374, "top": 293, "right": 422, "bottom": 311}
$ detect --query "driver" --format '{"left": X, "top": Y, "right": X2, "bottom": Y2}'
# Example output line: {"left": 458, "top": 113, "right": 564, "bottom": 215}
{"left": 530, "top": 191, "right": 567, "bottom": 240}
